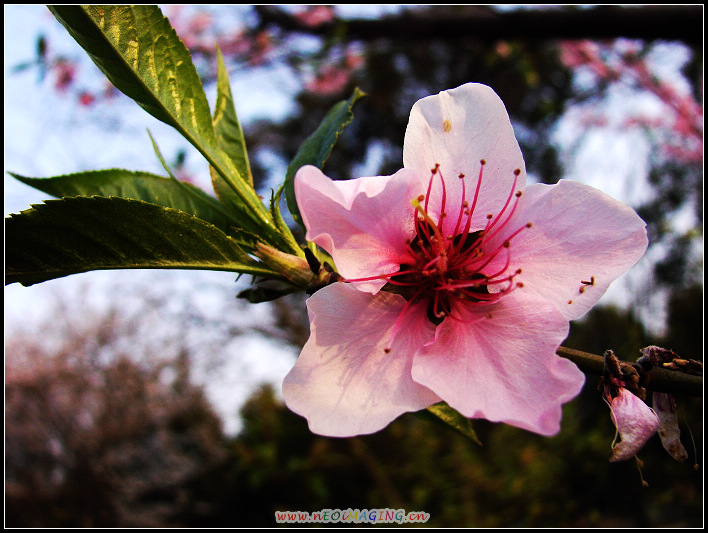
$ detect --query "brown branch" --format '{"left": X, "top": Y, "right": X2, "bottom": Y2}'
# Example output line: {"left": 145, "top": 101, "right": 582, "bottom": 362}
{"left": 557, "top": 346, "right": 702, "bottom": 396}
{"left": 256, "top": 5, "right": 703, "bottom": 46}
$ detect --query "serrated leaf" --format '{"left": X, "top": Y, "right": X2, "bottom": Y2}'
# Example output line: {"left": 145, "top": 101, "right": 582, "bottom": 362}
{"left": 9, "top": 170, "right": 241, "bottom": 239}
{"left": 284, "top": 87, "right": 366, "bottom": 230}
{"left": 5, "top": 196, "right": 280, "bottom": 286}
{"left": 48, "top": 5, "right": 216, "bottom": 151}
{"left": 213, "top": 46, "right": 253, "bottom": 188}
{"left": 47, "top": 5, "right": 272, "bottom": 238}
{"left": 270, "top": 185, "right": 303, "bottom": 255}
{"left": 211, "top": 49, "right": 302, "bottom": 257}
{"left": 420, "top": 402, "right": 482, "bottom": 445}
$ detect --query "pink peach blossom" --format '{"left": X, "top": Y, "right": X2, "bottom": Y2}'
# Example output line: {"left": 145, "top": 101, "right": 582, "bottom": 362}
{"left": 305, "top": 65, "right": 352, "bottom": 97}
{"left": 294, "top": 5, "right": 336, "bottom": 28}
{"left": 283, "top": 83, "right": 648, "bottom": 437}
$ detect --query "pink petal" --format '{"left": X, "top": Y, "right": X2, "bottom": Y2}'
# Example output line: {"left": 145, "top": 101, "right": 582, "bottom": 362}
{"left": 411, "top": 290, "right": 585, "bottom": 436}
{"left": 609, "top": 388, "right": 660, "bottom": 462}
{"left": 295, "top": 165, "right": 425, "bottom": 293}
{"left": 403, "top": 83, "right": 527, "bottom": 235}
{"left": 282, "top": 283, "right": 440, "bottom": 437}
{"left": 484, "top": 179, "right": 648, "bottom": 320}
{"left": 652, "top": 392, "right": 688, "bottom": 462}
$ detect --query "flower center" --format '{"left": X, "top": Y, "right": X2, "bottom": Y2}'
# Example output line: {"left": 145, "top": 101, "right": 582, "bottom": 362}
{"left": 345, "top": 160, "right": 532, "bottom": 330}
{"left": 387, "top": 161, "right": 530, "bottom": 324}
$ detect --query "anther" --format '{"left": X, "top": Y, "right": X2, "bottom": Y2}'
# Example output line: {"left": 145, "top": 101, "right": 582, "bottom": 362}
{"left": 480, "top": 159, "right": 486, "bottom": 165}
{"left": 514, "top": 168, "right": 521, "bottom": 176}
{"left": 515, "top": 191, "right": 522, "bottom": 198}
{"left": 526, "top": 222, "right": 533, "bottom": 228}
{"left": 459, "top": 173, "right": 465, "bottom": 179}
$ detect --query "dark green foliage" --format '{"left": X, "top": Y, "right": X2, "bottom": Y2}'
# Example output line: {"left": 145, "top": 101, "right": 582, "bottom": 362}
{"left": 6, "top": 293, "right": 701, "bottom": 527}
{"left": 177, "top": 380, "right": 701, "bottom": 527}
{"left": 662, "top": 284, "right": 703, "bottom": 363}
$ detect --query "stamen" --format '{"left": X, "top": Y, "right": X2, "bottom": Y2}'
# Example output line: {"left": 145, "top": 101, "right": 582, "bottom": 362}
{"left": 451, "top": 162, "right": 485, "bottom": 255}
{"left": 452, "top": 173, "right": 468, "bottom": 238}
{"left": 424, "top": 164, "right": 440, "bottom": 212}
{"left": 468, "top": 159, "right": 486, "bottom": 217}
{"left": 438, "top": 167, "right": 448, "bottom": 219}
{"left": 473, "top": 222, "right": 530, "bottom": 274}
{"left": 481, "top": 252, "right": 515, "bottom": 282}
{"left": 364, "top": 160, "right": 534, "bottom": 339}
{"left": 482, "top": 168, "right": 522, "bottom": 238}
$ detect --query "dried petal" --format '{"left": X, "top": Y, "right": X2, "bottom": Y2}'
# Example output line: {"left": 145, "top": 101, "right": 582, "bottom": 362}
{"left": 653, "top": 392, "right": 688, "bottom": 462}
{"left": 608, "top": 388, "right": 660, "bottom": 462}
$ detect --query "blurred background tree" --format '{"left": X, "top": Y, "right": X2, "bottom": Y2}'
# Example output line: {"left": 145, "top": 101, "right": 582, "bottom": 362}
{"left": 5, "top": 4, "right": 702, "bottom": 527}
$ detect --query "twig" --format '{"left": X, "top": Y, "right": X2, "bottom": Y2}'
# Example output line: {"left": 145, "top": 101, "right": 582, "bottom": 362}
{"left": 556, "top": 346, "right": 702, "bottom": 396}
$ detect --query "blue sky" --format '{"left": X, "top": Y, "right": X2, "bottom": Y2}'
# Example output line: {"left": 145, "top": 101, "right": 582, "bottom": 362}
{"left": 4, "top": 6, "right": 304, "bottom": 434}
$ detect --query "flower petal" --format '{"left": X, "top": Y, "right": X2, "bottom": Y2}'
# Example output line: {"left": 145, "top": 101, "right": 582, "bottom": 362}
{"left": 295, "top": 165, "right": 425, "bottom": 293}
{"left": 652, "top": 392, "right": 688, "bottom": 462}
{"left": 608, "top": 388, "right": 660, "bottom": 462}
{"left": 485, "top": 179, "right": 648, "bottom": 320}
{"left": 403, "top": 83, "right": 527, "bottom": 234}
{"left": 411, "top": 290, "right": 584, "bottom": 436}
{"left": 282, "top": 283, "right": 440, "bottom": 437}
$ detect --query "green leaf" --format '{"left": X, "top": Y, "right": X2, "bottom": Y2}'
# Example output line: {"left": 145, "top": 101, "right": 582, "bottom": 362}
{"left": 48, "top": 5, "right": 216, "bottom": 152}
{"left": 284, "top": 87, "right": 366, "bottom": 230}
{"left": 420, "top": 402, "right": 482, "bottom": 445}
{"left": 9, "top": 170, "right": 241, "bottom": 238}
{"left": 211, "top": 51, "right": 302, "bottom": 256}
{"left": 270, "top": 186, "right": 303, "bottom": 256}
{"left": 5, "top": 196, "right": 280, "bottom": 287}
{"left": 213, "top": 46, "right": 253, "bottom": 188}
{"left": 47, "top": 5, "right": 272, "bottom": 238}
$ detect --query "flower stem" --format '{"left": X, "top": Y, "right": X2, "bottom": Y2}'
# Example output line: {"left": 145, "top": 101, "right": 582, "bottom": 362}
{"left": 556, "top": 346, "right": 702, "bottom": 396}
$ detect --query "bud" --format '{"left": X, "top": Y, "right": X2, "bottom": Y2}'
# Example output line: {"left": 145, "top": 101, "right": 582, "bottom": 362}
{"left": 254, "top": 242, "right": 317, "bottom": 288}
